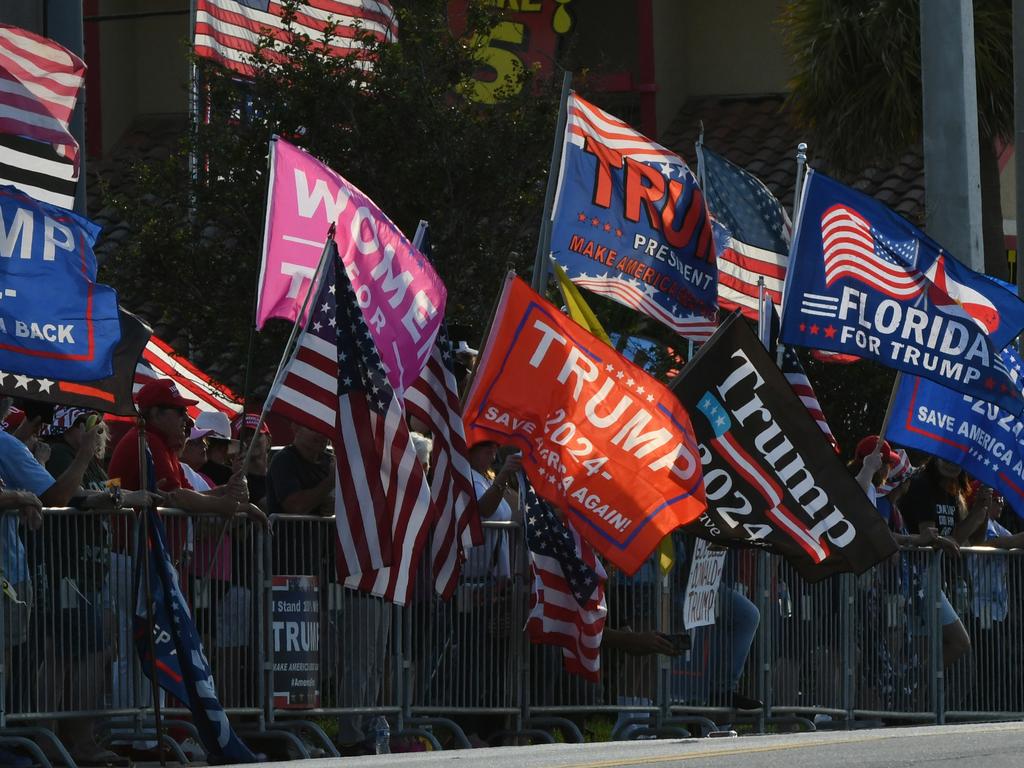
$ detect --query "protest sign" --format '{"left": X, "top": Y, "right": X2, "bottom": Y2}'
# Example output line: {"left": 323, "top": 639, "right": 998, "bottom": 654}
{"left": 463, "top": 274, "right": 707, "bottom": 575}
{"left": 683, "top": 538, "right": 726, "bottom": 629}
{"left": 0, "top": 186, "right": 121, "bottom": 381}
{"left": 257, "top": 137, "right": 446, "bottom": 392}
{"left": 888, "top": 348, "right": 1024, "bottom": 518}
{"left": 550, "top": 94, "right": 717, "bottom": 335}
{"left": 780, "top": 170, "right": 1024, "bottom": 414}
{"left": 671, "top": 312, "right": 896, "bottom": 581}
{"left": 271, "top": 575, "right": 320, "bottom": 709}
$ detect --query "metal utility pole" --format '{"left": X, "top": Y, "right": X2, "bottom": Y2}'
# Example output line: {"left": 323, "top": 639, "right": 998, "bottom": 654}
{"left": 920, "top": 0, "right": 984, "bottom": 271}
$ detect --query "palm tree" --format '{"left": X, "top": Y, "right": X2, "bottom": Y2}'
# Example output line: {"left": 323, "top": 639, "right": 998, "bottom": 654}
{"left": 779, "top": 0, "right": 1013, "bottom": 278}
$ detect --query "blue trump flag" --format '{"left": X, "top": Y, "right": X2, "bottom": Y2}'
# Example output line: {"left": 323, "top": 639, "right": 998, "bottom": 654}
{"left": 888, "top": 348, "right": 1024, "bottom": 519}
{"left": 135, "top": 502, "right": 258, "bottom": 763}
{"left": 780, "top": 170, "right": 1024, "bottom": 414}
{"left": 550, "top": 93, "right": 717, "bottom": 333}
{"left": 0, "top": 185, "right": 121, "bottom": 381}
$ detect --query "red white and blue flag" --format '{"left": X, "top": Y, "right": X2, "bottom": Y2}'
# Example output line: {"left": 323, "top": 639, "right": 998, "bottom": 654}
{"left": 550, "top": 93, "right": 717, "bottom": 342}
{"left": 781, "top": 169, "right": 1024, "bottom": 415}
{"left": 524, "top": 479, "right": 607, "bottom": 682}
{"left": 135, "top": 337, "right": 242, "bottom": 420}
{"left": 194, "top": 0, "right": 398, "bottom": 78}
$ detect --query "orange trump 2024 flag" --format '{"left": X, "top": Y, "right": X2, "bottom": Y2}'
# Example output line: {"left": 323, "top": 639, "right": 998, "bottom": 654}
{"left": 463, "top": 275, "right": 707, "bottom": 575}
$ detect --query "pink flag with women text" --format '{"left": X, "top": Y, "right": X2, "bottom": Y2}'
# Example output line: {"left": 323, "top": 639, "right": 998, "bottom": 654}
{"left": 257, "top": 137, "right": 446, "bottom": 392}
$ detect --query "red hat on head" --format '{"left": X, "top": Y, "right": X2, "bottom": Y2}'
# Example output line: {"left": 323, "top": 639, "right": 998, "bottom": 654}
{"left": 231, "top": 412, "right": 271, "bottom": 440}
{"left": 2, "top": 406, "right": 24, "bottom": 433}
{"left": 135, "top": 379, "right": 198, "bottom": 411}
{"left": 855, "top": 435, "right": 900, "bottom": 466}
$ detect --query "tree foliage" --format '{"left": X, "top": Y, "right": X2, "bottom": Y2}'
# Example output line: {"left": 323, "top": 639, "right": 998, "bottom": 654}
{"left": 779, "top": 0, "right": 1012, "bottom": 174}
{"left": 103, "top": 0, "right": 562, "bottom": 397}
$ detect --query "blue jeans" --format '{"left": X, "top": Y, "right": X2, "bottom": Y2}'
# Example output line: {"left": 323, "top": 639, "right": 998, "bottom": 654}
{"left": 670, "top": 586, "right": 760, "bottom": 703}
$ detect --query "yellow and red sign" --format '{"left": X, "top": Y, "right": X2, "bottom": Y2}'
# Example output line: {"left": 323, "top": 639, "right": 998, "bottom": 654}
{"left": 463, "top": 275, "right": 707, "bottom": 574}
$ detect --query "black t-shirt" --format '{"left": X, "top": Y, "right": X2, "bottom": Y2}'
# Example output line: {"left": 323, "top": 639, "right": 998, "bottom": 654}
{"left": 265, "top": 445, "right": 330, "bottom": 516}
{"left": 900, "top": 475, "right": 960, "bottom": 537}
{"left": 266, "top": 446, "right": 332, "bottom": 577}
{"left": 201, "top": 459, "right": 233, "bottom": 487}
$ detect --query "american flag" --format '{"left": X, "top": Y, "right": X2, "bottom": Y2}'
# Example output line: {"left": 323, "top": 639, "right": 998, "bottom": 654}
{"left": 135, "top": 337, "right": 242, "bottom": 420}
{"left": 404, "top": 228, "right": 482, "bottom": 600}
{"left": 194, "top": 0, "right": 398, "bottom": 79}
{"left": 0, "top": 25, "right": 85, "bottom": 172}
{"left": 821, "top": 204, "right": 925, "bottom": 300}
{"left": 698, "top": 146, "right": 789, "bottom": 321}
{"left": 270, "top": 245, "right": 433, "bottom": 604}
{"left": 524, "top": 480, "right": 607, "bottom": 682}
{"left": 558, "top": 94, "right": 716, "bottom": 343}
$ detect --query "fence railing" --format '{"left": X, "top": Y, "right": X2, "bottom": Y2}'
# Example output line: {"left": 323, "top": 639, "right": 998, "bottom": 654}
{"left": 3, "top": 508, "right": 1024, "bottom": 763}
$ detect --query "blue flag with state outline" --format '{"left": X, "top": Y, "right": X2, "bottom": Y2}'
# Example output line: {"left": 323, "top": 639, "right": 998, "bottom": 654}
{"left": 0, "top": 185, "right": 121, "bottom": 381}
{"left": 780, "top": 170, "right": 1024, "bottom": 414}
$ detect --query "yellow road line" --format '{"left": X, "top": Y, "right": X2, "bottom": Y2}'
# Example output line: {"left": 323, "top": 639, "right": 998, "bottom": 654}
{"left": 550, "top": 724, "right": 1024, "bottom": 768}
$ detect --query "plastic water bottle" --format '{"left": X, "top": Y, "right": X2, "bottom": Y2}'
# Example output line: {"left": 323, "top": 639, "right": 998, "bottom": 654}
{"left": 370, "top": 716, "right": 390, "bottom": 755}
{"left": 778, "top": 580, "right": 793, "bottom": 619}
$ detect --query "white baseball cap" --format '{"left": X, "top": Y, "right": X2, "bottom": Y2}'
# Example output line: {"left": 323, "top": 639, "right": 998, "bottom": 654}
{"left": 194, "top": 411, "right": 232, "bottom": 440}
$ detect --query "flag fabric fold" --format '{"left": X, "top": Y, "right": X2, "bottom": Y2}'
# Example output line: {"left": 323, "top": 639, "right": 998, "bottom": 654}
{"left": 0, "top": 25, "right": 85, "bottom": 172}
{"left": 781, "top": 169, "right": 1024, "bottom": 414}
{"left": 135, "top": 505, "right": 258, "bottom": 763}
{"left": 524, "top": 477, "right": 607, "bottom": 682}
{"left": 134, "top": 336, "right": 242, "bottom": 419}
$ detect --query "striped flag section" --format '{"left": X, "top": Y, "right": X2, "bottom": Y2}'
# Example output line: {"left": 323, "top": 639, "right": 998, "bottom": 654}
{"left": 524, "top": 481, "right": 607, "bottom": 682}
{"left": 269, "top": 245, "right": 433, "bottom": 605}
{"left": 821, "top": 204, "right": 926, "bottom": 300}
{"left": 0, "top": 25, "right": 85, "bottom": 170}
{"left": 0, "top": 133, "right": 76, "bottom": 210}
{"left": 135, "top": 337, "right": 242, "bottom": 419}
{"left": 570, "top": 274, "right": 717, "bottom": 342}
{"left": 194, "top": 0, "right": 398, "bottom": 78}
{"left": 566, "top": 93, "right": 679, "bottom": 165}
{"left": 405, "top": 323, "right": 483, "bottom": 600}
{"left": 780, "top": 345, "right": 839, "bottom": 453}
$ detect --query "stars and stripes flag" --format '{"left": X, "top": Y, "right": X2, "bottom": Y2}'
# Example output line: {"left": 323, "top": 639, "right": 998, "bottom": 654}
{"left": 551, "top": 93, "right": 718, "bottom": 343}
{"left": 404, "top": 225, "right": 481, "bottom": 599}
{"left": 697, "top": 145, "right": 789, "bottom": 321}
{"left": 268, "top": 243, "right": 433, "bottom": 605}
{"left": 134, "top": 337, "right": 242, "bottom": 420}
{"left": 0, "top": 133, "right": 76, "bottom": 210}
{"left": 821, "top": 204, "right": 925, "bottom": 300}
{"left": 0, "top": 25, "right": 85, "bottom": 173}
{"left": 194, "top": 0, "right": 398, "bottom": 79}
{"left": 759, "top": 295, "right": 839, "bottom": 453}
{"left": 523, "top": 479, "right": 607, "bottom": 682}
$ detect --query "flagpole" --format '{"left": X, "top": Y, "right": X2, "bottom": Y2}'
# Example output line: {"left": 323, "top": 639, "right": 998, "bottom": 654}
{"left": 137, "top": 424, "right": 167, "bottom": 768}
{"left": 200, "top": 225, "right": 336, "bottom": 581}
{"left": 792, "top": 142, "right": 808, "bottom": 218}
{"left": 531, "top": 70, "right": 573, "bottom": 292}
{"left": 878, "top": 372, "right": 904, "bottom": 442}
{"left": 460, "top": 270, "right": 515, "bottom": 408}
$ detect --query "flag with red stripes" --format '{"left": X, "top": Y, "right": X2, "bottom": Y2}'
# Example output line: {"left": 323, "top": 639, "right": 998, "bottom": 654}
{"left": 524, "top": 480, "right": 607, "bottom": 682}
{"left": 0, "top": 25, "right": 85, "bottom": 173}
{"left": 194, "top": 0, "right": 398, "bottom": 79}
{"left": 269, "top": 244, "right": 433, "bottom": 604}
{"left": 134, "top": 337, "right": 241, "bottom": 420}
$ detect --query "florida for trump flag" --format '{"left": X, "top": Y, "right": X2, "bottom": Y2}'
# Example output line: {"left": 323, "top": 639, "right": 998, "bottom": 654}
{"left": 550, "top": 93, "right": 717, "bottom": 341}
{"left": 463, "top": 274, "right": 707, "bottom": 575}
{"left": 524, "top": 478, "right": 607, "bottom": 682}
{"left": 780, "top": 169, "right": 1024, "bottom": 415}
{"left": 268, "top": 244, "right": 433, "bottom": 604}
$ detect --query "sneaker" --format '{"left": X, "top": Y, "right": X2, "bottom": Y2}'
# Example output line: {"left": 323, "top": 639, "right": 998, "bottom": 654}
{"left": 731, "top": 692, "right": 764, "bottom": 710}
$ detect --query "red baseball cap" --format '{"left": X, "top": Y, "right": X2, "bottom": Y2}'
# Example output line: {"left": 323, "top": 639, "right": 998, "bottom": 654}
{"left": 136, "top": 379, "right": 198, "bottom": 411}
{"left": 854, "top": 435, "right": 900, "bottom": 465}
{"left": 231, "top": 412, "right": 272, "bottom": 439}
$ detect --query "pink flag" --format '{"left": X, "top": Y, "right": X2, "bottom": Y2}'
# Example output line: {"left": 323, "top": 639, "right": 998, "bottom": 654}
{"left": 257, "top": 137, "right": 446, "bottom": 392}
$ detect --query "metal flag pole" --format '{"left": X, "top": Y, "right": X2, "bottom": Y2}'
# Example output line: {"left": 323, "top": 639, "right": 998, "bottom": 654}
{"left": 200, "top": 224, "right": 336, "bottom": 581}
{"left": 137, "top": 424, "right": 166, "bottom": 767}
{"left": 792, "top": 142, "right": 808, "bottom": 219}
{"left": 531, "top": 70, "right": 573, "bottom": 292}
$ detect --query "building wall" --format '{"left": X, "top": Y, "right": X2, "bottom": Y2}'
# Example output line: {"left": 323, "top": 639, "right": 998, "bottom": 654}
{"left": 94, "top": 0, "right": 189, "bottom": 154}
{"left": 0, "top": 1, "right": 43, "bottom": 32}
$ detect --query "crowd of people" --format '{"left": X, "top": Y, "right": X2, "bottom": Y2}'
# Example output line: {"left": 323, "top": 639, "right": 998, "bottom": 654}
{"left": 1, "top": 365, "right": 1024, "bottom": 763}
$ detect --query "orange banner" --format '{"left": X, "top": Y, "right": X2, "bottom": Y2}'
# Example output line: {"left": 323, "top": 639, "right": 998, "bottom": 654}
{"left": 464, "top": 275, "right": 707, "bottom": 574}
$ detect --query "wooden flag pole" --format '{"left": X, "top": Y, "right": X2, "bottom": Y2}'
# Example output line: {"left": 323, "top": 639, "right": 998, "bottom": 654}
{"left": 531, "top": 70, "right": 573, "bottom": 292}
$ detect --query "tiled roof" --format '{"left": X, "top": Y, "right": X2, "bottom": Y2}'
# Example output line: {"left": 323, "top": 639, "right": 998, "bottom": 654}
{"left": 660, "top": 94, "right": 926, "bottom": 224}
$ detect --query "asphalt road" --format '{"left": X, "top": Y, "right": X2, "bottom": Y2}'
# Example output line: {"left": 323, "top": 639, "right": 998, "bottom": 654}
{"left": 236, "top": 721, "right": 1024, "bottom": 768}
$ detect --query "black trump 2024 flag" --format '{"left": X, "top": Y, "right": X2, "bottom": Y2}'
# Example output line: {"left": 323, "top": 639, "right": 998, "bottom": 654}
{"left": 670, "top": 312, "right": 896, "bottom": 581}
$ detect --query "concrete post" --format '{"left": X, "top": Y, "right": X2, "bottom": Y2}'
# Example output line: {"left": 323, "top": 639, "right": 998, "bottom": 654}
{"left": 920, "top": 0, "right": 984, "bottom": 271}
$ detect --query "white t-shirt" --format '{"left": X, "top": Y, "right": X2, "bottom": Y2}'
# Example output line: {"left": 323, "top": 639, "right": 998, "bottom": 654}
{"left": 462, "top": 469, "right": 511, "bottom": 580}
